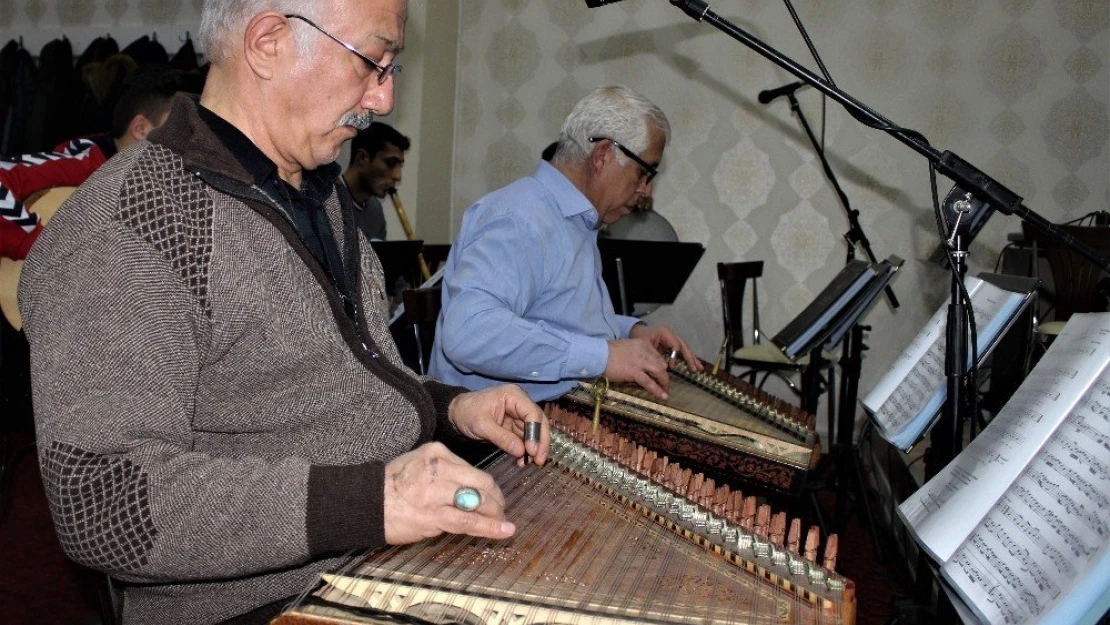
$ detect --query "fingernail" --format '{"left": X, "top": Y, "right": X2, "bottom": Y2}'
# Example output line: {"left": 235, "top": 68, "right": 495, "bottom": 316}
{"left": 501, "top": 521, "right": 515, "bottom": 535}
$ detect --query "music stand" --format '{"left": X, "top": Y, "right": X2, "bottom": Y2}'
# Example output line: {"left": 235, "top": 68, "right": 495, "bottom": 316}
{"left": 771, "top": 259, "right": 890, "bottom": 361}
{"left": 597, "top": 239, "right": 705, "bottom": 316}
{"left": 795, "top": 256, "right": 902, "bottom": 560}
{"left": 369, "top": 240, "right": 425, "bottom": 296}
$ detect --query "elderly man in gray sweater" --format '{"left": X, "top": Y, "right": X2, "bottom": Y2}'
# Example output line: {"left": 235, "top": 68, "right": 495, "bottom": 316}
{"left": 18, "top": 1, "right": 550, "bottom": 623}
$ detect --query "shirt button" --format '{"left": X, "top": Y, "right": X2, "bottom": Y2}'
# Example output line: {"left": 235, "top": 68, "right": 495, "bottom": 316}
{"left": 531, "top": 371, "right": 539, "bottom": 377}
{"left": 580, "top": 368, "right": 588, "bottom": 375}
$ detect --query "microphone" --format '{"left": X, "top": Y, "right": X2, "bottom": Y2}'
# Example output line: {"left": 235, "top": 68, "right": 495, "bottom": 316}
{"left": 757, "top": 81, "right": 806, "bottom": 104}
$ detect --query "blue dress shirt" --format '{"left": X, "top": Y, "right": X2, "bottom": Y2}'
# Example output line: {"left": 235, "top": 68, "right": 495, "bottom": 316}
{"left": 429, "top": 161, "right": 640, "bottom": 401}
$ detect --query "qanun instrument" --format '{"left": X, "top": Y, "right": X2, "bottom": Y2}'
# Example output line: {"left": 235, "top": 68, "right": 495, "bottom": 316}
{"left": 560, "top": 362, "right": 820, "bottom": 496}
{"left": 273, "top": 406, "right": 854, "bottom": 625}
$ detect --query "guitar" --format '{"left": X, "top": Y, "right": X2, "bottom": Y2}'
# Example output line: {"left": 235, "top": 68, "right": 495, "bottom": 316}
{"left": 0, "top": 186, "right": 75, "bottom": 330}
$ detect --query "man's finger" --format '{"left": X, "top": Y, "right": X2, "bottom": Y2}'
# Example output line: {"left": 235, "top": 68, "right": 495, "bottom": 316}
{"left": 679, "top": 343, "right": 703, "bottom": 371}
{"left": 481, "top": 423, "right": 526, "bottom": 458}
{"left": 635, "top": 370, "right": 668, "bottom": 400}
{"left": 445, "top": 508, "right": 516, "bottom": 539}
{"left": 503, "top": 388, "right": 551, "bottom": 465}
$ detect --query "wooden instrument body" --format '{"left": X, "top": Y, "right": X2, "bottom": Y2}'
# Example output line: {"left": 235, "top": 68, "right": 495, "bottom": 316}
{"left": 272, "top": 413, "right": 854, "bottom": 625}
{"left": 562, "top": 365, "right": 820, "bottom": 496}
{"left": 0, "top": 186, "right": 73, "bottom": 329}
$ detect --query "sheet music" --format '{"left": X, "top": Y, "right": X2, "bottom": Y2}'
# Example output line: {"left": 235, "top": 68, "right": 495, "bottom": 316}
{"left": 900, "top": 314, "right": 1110, "bottom": 564}
{"left": 941, "top": 367, "right": 1110, "bottom": 625}
{"left": 863, "top": 278, "right": 1028, "bottom": 450}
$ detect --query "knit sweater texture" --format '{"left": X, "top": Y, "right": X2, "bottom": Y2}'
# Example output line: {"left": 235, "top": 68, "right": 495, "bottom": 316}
{"left": 19, "top": 94, "right": 465, "bottom": 624}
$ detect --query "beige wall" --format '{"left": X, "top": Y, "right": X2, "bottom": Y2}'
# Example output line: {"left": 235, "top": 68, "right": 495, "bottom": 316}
{"left": 450, "top": 1, "right": 1109, "bottom": 430}
{"left": 5, "top": 1, "right": 1108, "bottom": 431}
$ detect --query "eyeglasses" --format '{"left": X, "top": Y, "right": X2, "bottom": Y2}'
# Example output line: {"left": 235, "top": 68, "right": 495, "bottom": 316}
{"left": 285, "top": 14, "right": 401, "bottom": 85}
{"left": 588, "top": 137, "right": 658, "bottom": 184}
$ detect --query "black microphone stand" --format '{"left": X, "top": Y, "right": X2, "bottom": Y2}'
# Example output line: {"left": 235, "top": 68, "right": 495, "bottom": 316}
{"left": 776, "top": 89, "right": 886, "bottom": 560}
{"left": 666, "top": 0, "right": 1110, "bottom": 478}
{"left": 781, "top": 90, "right": 900, "bottom": 311}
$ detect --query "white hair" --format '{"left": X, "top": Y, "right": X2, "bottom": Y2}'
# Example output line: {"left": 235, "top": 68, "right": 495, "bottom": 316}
{"left": 554, "top": 85, "right": 670, "bottom": 166}
{"left": 199, "top": 0, "right": 318, "bottom": 63}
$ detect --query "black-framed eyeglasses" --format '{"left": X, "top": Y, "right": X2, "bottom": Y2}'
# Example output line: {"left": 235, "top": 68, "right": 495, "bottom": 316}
{"left": 588, "top": 136, "right": 658, "bottom": 184}
{"left": 285, "top": 14, "right": 401, "bottom": 85}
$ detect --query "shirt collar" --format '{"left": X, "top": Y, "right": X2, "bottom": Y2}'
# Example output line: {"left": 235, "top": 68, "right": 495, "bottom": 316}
{"left": 532, "top": 160, "right": 598, "bottom": 225}
{"left": 195, "top": 103, "right": 340, "bottom": 197}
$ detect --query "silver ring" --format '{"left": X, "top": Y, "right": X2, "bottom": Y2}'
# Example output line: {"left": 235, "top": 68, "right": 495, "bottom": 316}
{"left": 524, "top": 421, "right": 542, "bottom": 443}
{"left": 453, "top": 486, "right": 481, "bottom": 512}
{"left": 668, "top": 348, "right": 678, "bottom": 361}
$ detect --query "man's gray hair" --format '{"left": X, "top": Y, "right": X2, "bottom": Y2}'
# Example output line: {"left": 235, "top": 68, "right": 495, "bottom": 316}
{"left": 554, "top": 85, "right": 670, "bottom": 166}
{"left": 199, "top": 0, "right": 315, "bottom": 63}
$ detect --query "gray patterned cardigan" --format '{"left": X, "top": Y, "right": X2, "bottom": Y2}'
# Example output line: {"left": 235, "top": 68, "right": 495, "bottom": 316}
{"left": 20, "top": 94, "right": 466, "bottom": 624}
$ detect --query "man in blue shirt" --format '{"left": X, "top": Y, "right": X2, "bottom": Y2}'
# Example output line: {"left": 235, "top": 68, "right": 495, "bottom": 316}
{"left": 430, "top": 85, "right": 701, "bottom": 402}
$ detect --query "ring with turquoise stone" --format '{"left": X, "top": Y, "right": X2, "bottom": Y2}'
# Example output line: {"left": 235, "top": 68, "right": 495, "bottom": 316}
{"left": 453, "top": 486, "right": 481, "bottom": 512}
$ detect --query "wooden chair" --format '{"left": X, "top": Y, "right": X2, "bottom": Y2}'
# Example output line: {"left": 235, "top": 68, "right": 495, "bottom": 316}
{"left": 717, "top": 262, "right": 804, "bottom": 389}
{"left": 717, "top": 261, "right": 838, "bottom": 418}
{"left": 1020, "top": 222, "right": 1110, "bottom": 339}
{"left": 400, "top": 287, "right": 443, "bottom": 375}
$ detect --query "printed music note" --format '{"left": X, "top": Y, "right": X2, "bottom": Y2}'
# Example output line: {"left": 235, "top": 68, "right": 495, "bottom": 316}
{"left": 899, "top": 314, "right": 1110, "bottom": 625}
{"left": 863, "top": 277, "right": 1031, "bottom": 450}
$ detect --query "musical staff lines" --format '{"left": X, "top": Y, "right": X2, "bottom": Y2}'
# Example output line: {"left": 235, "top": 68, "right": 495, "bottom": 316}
{"left": 998, "top": 501, "right": 1074, "bottom": 580}
{"left": 864, "top": 278, "right": 1031, "bottom": 450}
{"left": 898, "top": 313, "right": 1110, "bottom": 625}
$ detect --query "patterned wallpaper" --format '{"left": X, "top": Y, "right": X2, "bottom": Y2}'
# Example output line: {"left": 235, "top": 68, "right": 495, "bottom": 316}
{"left": 453, "top": 0, "right": 1109, "bottom": 426}
{"left": 3, "top": 1, "right": 1107, "bottom": 432}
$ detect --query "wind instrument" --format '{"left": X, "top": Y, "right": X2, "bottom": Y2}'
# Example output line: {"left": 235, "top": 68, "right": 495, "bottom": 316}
{"left": 389, "top": 189, "right": 432, "bottom": 282}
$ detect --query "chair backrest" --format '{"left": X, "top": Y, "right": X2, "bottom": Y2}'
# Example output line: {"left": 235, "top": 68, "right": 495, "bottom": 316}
{"left": 1021, "top": 222, "right": 1110, "bottom": 321}
{"left": 717, "top": 261, "right": 764, "bottom": 368}
{"left": 401, "top": 287, "right": 443, "bottom": 375}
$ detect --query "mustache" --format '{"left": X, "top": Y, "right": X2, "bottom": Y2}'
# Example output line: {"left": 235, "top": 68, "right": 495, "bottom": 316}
{"left": 337, "top": 110, "right": 373, "bottom": 130}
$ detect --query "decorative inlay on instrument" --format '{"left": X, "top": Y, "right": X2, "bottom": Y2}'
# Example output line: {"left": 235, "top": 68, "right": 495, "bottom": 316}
{"left": 561, "top": 363, "right": 820, "bottom": 495}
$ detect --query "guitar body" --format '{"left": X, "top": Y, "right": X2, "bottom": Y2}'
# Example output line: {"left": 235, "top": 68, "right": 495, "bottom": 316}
{"left": 0, "top": 186, "right": 75, "bottom": 330}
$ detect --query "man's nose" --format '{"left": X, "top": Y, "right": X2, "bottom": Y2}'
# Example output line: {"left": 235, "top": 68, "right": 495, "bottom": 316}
{"left": 362, "top": 80, "right": 395, "bottom": 116}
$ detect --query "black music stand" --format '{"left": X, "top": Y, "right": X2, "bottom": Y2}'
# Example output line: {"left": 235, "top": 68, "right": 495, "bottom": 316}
{"left": 598, "top": 239, "right": 705, "bottom": 316}
{"left": 369, "top": 240, "right": 424, "bottom": 296}
{"left": 772, "top": 257, "right": 902, "bottom": 559}
{"left": 826, "top": 258, "right": 901, "bottom": 558}
{"left": 769, "top": 257, "right": 901, "bottom": 422}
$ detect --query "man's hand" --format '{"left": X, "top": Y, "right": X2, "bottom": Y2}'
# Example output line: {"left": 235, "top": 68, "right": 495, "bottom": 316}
{"left": 448, "top": 385, "right": 550, "bottom": 467}
{"left": 605, "top": 324, "right": 703, "bottom": 400}
{"left": 604, "top": 337, "right": 671, "bottom": 399}
{"left": 629, "top": 323, "right": 703, "bottom": 373}
{"left": 383, "top": 442, "right": 513, "bottom": 544}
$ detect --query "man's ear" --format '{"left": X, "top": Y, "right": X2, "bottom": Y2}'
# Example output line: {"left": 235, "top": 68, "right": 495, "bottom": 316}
{"left": 242, "top": 12, "right": 290, "bottom": 80}
{"left": 127, "top": 114, "right": 155, "bottom": 142}
{"left": 589, "top": 139, "right": 611, "bottom": 175}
